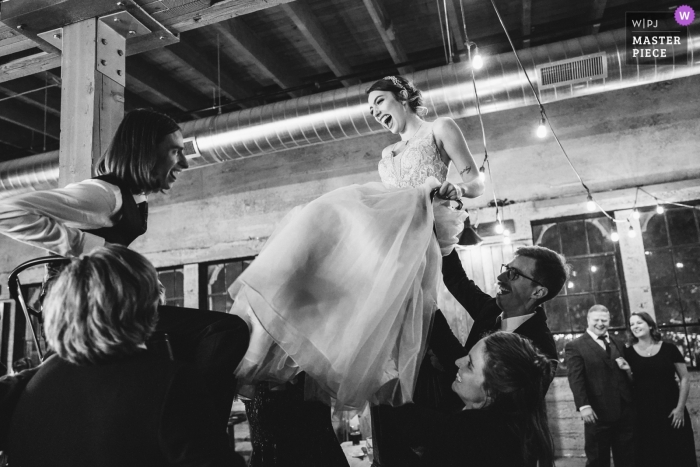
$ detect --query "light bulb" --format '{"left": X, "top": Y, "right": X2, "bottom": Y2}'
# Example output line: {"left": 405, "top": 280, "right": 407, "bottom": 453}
{"left": 628, "top": 225, "right": 637, "bottom": 238}
{"left": 478, "top": 167, "right": 486, "bottom": 181}
{"left": 611, "top": 231, "right": 620, "bottom": 242}
{"left": 586, "top": 196, "right": 596, "bottom": 212}
{"left": 495, "top": 222, "right": 504, "bottom": 234}
{"left": 502, "top": 229, "right": 511, "bottom": 236}
{"left": 472, "top": 53, "right": 484, "bottom": 70}
{"left": 632, "top": 209, "right": 640, "bottom": 219}
{"left": 503, "top": 236, "right": 511, "bottom": 244}
{"left": 536, "top": 120, "right": 547, "bottom": 138}
{"left": 656, "top": 205, "right": 665, "bottom": 214}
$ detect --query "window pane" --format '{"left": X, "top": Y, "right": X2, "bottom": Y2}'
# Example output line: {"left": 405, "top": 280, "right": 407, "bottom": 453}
{"left": 641, "top": 211, "right": 668, "bottom": 249}
{"left": 208, "top": 264, "right": 226, "bottom": 294}
{"left": 166, "top": 297, "right": 184, "bottom": 307}
{"left": 554, "top": 333, "right": 583, "bottom": 372}
{"left": 673, "top": 246, "right": 700, "bottom": 285}
{"left": 651, "top": 287, "right": 683, "bottom": 325}
{"left": 534, "top": 223, "right": 561, "bottom": 253}
{"left": 171, "top": 270, "right": 183, "bottom": 298}
{"left": 595, "top": 292, "right": 624, "bottom": 328}
{"left": 587, "top": 218, "right": 615, "bottom": 254}
{"left": 590, "top": 256, "right": 619, "bottom": 292}
{"left": 560, "top": 220, "right": 587, "bottom": 257}
{"left": 226, "top": 262, "right": 244, "bottom": 289}
{"left": 544, "top": 296, "right": 570, "bottom": 333}
{"left": 680, "top": 284, "right": 700, "bottom": 323}
{"left": 667, "top": 208, "right": 699, "bottom": 246}
{"left": 683, "top": 326, "right": 700, "bottom": 367}
{"left": 568, "top": 258, "right": 593, "bottom": 293}
{"left": 568, "top": 294, "right": 596, "bottom": 332}
{"left": 645, "top": 249, "right": 676, "bottom": 287}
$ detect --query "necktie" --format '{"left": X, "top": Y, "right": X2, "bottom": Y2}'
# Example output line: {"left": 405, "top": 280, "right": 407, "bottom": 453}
{"left": 494, "top": 314, "right": 503, "bottom": 331}
{"left": 598, "top": 334, "right": 611, "bottom": 358}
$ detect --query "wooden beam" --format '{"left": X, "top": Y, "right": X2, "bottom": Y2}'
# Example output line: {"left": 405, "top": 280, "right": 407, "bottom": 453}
{"left": 0, "top": 99, "right": 60, "bottom": 139}
{"left": 162, "top": 0, "right": 296, "bottom": 33}
{"left": 522, "top": 0, "right": 532, "bottom": 48}
{"left": 280, "top": 0, "right": 359, "bottom": 87}
{"left": 126, "top": 56, "right": 203, "bottom": 113}
{"left": 124, "top": 89, "right": 157, "bottom": 112}
{"left": 0, "top": 33, "right": 37, "bottom": 57}
{"left": 589, "top": 0, "right": 608, "bottom": 35}
{"left": 0, "top": 52, "right": 61, "bottom": 84}
{"left": 160, "top": 40, "right": 255, "bottom": 105}
{"left": 210, "top": 20, "right": 304, "bottom": 97}
{"left": 362, "top": 0, "right": 412, "bottom": 74}
{"left": 444, "top": 0, "right": 467, "bottom": 56}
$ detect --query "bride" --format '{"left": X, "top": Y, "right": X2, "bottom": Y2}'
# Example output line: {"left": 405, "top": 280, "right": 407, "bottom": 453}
{"left": 230, "top": 75, "right": 484, "bottom": 411}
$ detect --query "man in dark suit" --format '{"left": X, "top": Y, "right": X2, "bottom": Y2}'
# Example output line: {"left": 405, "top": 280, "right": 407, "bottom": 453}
{"left": 565, "top": 304, "right": 634, "bottom": 467}
{"left": 371, "top": 246, "right": 569, "bottom": 466}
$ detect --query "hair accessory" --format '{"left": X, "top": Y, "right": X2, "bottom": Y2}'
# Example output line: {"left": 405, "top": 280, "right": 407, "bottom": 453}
{"left": 383, "top": 76, "right": 405, "bottom": 92}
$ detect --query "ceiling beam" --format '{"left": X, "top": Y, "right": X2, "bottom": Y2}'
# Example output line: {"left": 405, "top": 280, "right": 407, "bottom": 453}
{"left": 361, "top": 0, "right": 412, "bottom": 74}
{"left": 0, "top": 52, "right": 61, "bottom": 84}
{"left": 161, "top": 40, "right": 255, "bottom": 106}
{"left": 126, "top": 56, "right": 204, "bottom": 115}
{"left": 162, "top": 0, "right": 296, "bottom": 33}
{"left": 280, "top": 0, "right": 359, "bottom": 87}
{"left": 124, "top": 89, "right": 157, "bottom": 112}
{"left": 444, "top": 0, "right": 467, "bottom": 56}
{"left": 522, "top": 0, "right": 532, "bottom": 48}
{"left": 0, "top": 99, "right": 60, "bottom": 139}
{"left": 210, "top": 19, "right": 304, "bottom": 97}
{"left": 589, "top": 0, "right": 608, "bottom": 35}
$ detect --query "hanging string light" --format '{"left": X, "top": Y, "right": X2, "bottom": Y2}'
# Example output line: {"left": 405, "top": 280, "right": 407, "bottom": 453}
{"left": 472, "top": 45, "right": 484, "bottom": 69}
{"left": 478, "top": 166, "right": 486, "bottom": 182}
{"left": 627, "top": 224, "right": 637, "bottom": 238}
{"left": 611, "top": 229, "right": 620, "bottom": 242}
{"left": 536, "top": 110, "right": 547, "bottom": 138}
{"left": 586, "top": 194, "right": 596, "bottom": 212}
{"left": 656, "top": 204, "right": 665, "bottom": 214}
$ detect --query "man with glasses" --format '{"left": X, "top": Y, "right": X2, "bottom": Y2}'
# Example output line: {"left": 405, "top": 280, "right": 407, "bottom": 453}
{"left": 439, "top": 246, "right": 568, "bottom": 369}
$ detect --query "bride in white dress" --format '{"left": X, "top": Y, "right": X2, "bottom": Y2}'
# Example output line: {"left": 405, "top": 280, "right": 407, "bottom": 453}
{"left": 230, "top": 76, "right": 484, "bottom": 410}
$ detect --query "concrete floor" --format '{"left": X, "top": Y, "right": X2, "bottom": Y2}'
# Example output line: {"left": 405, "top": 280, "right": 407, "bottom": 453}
{"left": 554, "top": 458, "right": 587, "bottom": 467}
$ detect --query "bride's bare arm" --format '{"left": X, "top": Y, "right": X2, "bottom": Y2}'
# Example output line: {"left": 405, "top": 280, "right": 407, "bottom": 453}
{"left": 433, "top": 117, "right": 485, "bottom": 199}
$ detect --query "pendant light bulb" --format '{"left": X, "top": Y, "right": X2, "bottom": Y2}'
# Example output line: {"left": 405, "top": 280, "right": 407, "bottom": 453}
{"left": 586, "top": 195, "right": 596, "bottom": 212}
{"left": 503, "top": 236, "right": 511, "bottom": 244}
{"left": 536, "top": 113, "right": 547, "bottom": 138}
{"left": 632, "top": 209, "right": 641, "bottom": 220}
{"left": 628, "top": 224, "right": 637, "bottom": 238}
{"left": 656, "top": 204, "right": 665, "bottom": 214}
{"left": 495, "top": 222, "right": 504, "bottom": 234}
{"left": 472, "top": 52, "right": 484, "bottom": 70}
{"left": 478, "top": 166, "right": 486, "bottom": 182}
{"left": 611, "top": 230, "right": 620, "bottom": 242}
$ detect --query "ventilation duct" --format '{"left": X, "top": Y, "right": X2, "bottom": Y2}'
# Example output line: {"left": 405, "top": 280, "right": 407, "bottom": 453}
{"left": 0, "top": 23, "right": 698, "bottom": 195}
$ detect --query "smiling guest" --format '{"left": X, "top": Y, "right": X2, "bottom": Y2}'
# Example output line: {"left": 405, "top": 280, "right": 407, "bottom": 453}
{"left": 617, "top": 312, "right": 697, "bottom": 467}
{"left": 441, "top": 246, "right": 567, "bottom": 368}
{"left": 565, "top": 305, "right": 634, "bottom": 467}
{"left": 393, "top": 332, "right": 555, "bottom": 467}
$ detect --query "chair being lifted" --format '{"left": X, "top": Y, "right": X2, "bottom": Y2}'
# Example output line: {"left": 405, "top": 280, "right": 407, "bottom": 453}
{"left": 8, "top": 256, "right": 71, "bottom": 362}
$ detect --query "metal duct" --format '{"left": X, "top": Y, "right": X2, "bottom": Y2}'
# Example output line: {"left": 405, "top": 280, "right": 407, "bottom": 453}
{"left": 0, "top": 151, "right": 59, "bottom": 199}
{"left": 0, "top": 23, "right": 698, "bottom": 194}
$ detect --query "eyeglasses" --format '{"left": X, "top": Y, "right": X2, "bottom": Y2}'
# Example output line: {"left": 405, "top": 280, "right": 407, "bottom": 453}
{"left": 500, "top": 264, "right": 545, "bottom": 287}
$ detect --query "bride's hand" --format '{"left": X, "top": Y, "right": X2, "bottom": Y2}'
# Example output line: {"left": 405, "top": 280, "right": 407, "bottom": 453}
{"left": 438, "top": 181, "right": 462, "bottom": 201}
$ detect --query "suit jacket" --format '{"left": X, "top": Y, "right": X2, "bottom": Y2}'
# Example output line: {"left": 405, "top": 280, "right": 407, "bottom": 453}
{"left": 565, "top": 332, "right": 633, "bottom": 423}
{"left": 7, "top": 351, "right": 241, "bottom": 467}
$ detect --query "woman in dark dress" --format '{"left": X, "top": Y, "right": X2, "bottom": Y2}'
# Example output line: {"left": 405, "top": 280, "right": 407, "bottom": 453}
{"left": 617, "top": 312, "right": 697, "bottom": 467}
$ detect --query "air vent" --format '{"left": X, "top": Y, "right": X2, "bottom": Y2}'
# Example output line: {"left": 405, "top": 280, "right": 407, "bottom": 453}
{"left": 537, "top": 52, "right": 607, "bottom": 90}
{"left": 182, "top": 138, "right": 201, "bottom": 160}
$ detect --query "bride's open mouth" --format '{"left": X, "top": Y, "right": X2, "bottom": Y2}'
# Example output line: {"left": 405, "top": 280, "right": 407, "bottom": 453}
{"left": 379, "top": 114, "right": 393, "bottom": 130}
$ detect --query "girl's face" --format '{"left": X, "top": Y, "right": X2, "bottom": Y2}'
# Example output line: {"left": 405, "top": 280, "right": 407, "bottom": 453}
{"left": 368, "top": 90, "right": 408, "bottom": 135}
{"left": 452, "top": 338, "right": 487, "bottom": 408}
{"left": 629, "top": 315, "right": 651, "bottom": 339}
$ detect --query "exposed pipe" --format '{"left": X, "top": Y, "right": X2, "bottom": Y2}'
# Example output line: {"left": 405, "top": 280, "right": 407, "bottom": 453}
{"left": 0, "top": 23, "right": 697, "bottom": 195}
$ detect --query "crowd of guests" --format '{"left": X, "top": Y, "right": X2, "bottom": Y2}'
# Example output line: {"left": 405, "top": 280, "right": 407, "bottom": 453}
{"left": 0, "top": 79, "right": 697, "bottom": 467}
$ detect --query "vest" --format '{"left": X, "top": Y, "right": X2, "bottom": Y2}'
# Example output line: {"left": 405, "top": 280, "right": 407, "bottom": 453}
{"left": 82, "top": 174, "right": 148, "bottom": 247}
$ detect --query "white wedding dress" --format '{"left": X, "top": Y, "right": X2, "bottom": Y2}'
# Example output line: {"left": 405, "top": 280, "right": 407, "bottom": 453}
{"left": 230, "top": 123, "right": 466, "bottom": 409}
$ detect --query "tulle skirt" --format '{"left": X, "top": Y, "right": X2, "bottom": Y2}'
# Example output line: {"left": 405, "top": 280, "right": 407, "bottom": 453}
{"left": 229, "top": 180, "right": 464, "bottom": 410}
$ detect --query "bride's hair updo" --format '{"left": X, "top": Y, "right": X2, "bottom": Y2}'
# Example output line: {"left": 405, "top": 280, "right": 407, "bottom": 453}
{"left": 367, "top": 76, "right": 427, "bottom": 115}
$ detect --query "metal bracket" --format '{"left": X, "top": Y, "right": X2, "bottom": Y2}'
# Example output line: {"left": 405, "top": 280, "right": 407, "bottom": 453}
{"left": 36, "top": 27, "right": 64, "bottom": 50}
{"left": 96, "top": 19, "right": 128, "bottom": 86}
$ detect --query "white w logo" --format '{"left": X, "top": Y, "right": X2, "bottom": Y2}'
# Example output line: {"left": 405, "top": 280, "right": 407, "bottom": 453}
{"left": 679, "top": 11, "right": 690, "bottom": 20}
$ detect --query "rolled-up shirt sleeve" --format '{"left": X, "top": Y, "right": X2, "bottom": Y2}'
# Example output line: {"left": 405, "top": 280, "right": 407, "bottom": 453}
{"left": 0, "top": 179, "right": 123, "bottom": 257}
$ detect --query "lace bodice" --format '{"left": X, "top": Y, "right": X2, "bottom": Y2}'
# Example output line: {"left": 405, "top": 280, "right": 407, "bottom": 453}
{"left": 378, "top": 125, "right": 449, "bottom": 188}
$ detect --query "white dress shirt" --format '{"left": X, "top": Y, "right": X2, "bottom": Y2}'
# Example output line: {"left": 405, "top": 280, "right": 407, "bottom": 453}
{"left": 498, "top": 312, "right": 535, "bottom": 333}
{"left": 0, "top": 179, "right": 146, "bottom": 257}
